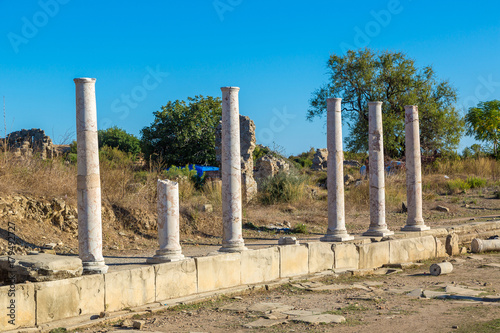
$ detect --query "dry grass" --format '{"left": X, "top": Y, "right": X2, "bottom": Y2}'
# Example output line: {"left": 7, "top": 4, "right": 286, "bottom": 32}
{"left": 427, "top": 157, "right": 500, "bottom": 180}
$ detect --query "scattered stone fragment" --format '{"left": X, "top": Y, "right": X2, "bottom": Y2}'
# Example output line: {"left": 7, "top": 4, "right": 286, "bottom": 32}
{"left": 436, "top": 205, "right": 450, "bottom": 212}
{"left": 99, "top": 311, "right": 109, "bottom": 318}
{"left": 220, "top": 303, "right": 248, "bottom": 312}
{"left": 132, "top": 320, "right": 145, "bottom": 330}
{"left": 291, "top": 281, "right": 325, "bottom": 290}
{"left": 407, "top": 288, "right": 423, "bottom": 297}
{"left": 282, "top": 309, "right": 322, "bottom": 317}
{"left": 430, "top": 262, "right": 453, "bottom": 276}
{"left": 446, "top": 234, "right": 460, "bottom": 256}
{"left": 243, "top": 318, "right": 287, "bottom": 328}
{"left": 445, "top": 285, "right": 483, "bottom": 297}
{"left": 422, "top": 290, "right": 448, "bottom": 298}
{"left": 294, "top": 314, "right": 345, "bottom": 324}
{"left": 278, "top": 236, "right": 299, "bottom": 245}
{"left": 483, "top": 263, "right": 500, "bottom": 268}
{"left": 460, "top": 247, "right": 468, "bottom": 254}
{"left": 200, "top": 204, "right": 213, "bottom": 213}
{"left": 247, "top": 303, "right": 294, "bottom": 313}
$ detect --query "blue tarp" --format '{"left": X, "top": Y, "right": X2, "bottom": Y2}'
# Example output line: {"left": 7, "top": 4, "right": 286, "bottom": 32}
{"left": 168, "top": 164, "right": 219, "bottom": 178}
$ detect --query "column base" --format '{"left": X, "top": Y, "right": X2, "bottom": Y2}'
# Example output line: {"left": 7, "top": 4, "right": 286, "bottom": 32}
{"left": 401, "top": 224, "right": 430, "bottom": 232}
{"left": 82, "top": 261, "right": 108, "bottom": 275}
{"left": 362, "top": 228, "right": 394, "bottom": 237}
{"left": 219, "top": 244, "right": 248, "bottom": 253}
{"left": 147, "top": 253, "right": 185, "bottom": 264}
{"left": 320, "top": 233, "right": 354, "bottom": 242}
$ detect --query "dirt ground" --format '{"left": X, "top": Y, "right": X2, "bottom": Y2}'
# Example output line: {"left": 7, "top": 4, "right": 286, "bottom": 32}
{"left": 77, "top": 253, "right": 500, "bottom": 333}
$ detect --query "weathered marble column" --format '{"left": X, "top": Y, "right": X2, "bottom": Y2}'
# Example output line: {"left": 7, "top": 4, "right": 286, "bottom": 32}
{"left": 363, "top": 102, "right": 394, "bottom": 237}
{"left": 75, "top": 78, "right": 108, "bottom": 274}
{"left": 147, "top": 179, "right": 185, "bottom": 263}
{"left": 401, "top": 105, "right": 429, "bottom": 231}
{"left": 321, "top": 98, "right": 353, "bottom": 242}
{"left": 219, "top": 87, "right": 247, "bottom": 252}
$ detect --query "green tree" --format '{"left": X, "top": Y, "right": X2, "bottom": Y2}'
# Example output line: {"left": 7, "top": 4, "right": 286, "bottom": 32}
{"left": 465, "top": 100, "right": 500, "bottom": 156}
{"left": 308, "top": 49, "right": 464, "bottom": 158}
{"left": 98, "top": 126, "right": 141, "bottom": 155}
{"left": 140, "top": 95, "right": 222, "bottom": 166}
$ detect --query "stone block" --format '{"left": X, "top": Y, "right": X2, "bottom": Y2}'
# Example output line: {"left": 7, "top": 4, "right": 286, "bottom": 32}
{"left": 357, "top": 241, "right": 389, "bottom": 269}
{"left": 155, "top": 259, "right": 197, "bottom": 301}
{"left": 446, "top": 233, "right": 460, "bottom": 256}
{"left": 36, "top": 274, "right": 104, "bottom": 324}
{"left": 104, "top": 266, "right": 155, "bottom": 312}
{"left": 279, "top": 245, "right": 308, "bottom": 277}
{"left": 332, "top": 243, "right": 358, "bottom": 270}
{"left": 241, "top": 247, "right": 279, "bottom": 285}
{"left": 196, "top": 253, "right": 241, "bottom": 293}
{"left": 0, "top": 283, "right": 35, "bottom": 329}
{"left": 307, "top": 242, "right": 334, "bottom": 273}
{"left": 435, "top": 238, "right": 447, "bottom": 258}
{"left": 0, "top": 253, "right": 82, "bottom": 284}
{"left": 389, "top": 236, "right": 436, "bottom": 264}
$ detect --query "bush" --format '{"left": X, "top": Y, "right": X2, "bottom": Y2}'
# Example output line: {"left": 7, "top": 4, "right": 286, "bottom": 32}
{"left": 259, "top": 171, "right": 307, "bottom": 205}
{"left": 292, "top": 223, "right": 308, "bottom": 234}
{"left": 446, "top": 179, "right": 470, "bottom": 194}
{"left": 467, "top": 176, "right": 487, "bottom": 189}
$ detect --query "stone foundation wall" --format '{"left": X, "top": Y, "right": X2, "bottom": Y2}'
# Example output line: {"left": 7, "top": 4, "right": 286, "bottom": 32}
{"left": 2, "top": 221, "right": 500, "bottom": 331}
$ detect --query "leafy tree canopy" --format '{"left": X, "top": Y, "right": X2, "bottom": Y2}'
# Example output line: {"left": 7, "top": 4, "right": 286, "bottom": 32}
{"left": 140, "top": 95, "right": 222, "bottom": 166}
{"left": 98, "top": 126, "right": 141, "bottom": 156}
{"left": 465, "top": 100, "right": 500, "bottom": 156}
{"left": 308, "top": 48, "right": 464, "bottom": 158}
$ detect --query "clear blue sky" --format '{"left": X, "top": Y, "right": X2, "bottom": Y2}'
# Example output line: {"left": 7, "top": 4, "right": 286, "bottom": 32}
{"left": 1, "top": 0, "right": 499, "bottom": 156}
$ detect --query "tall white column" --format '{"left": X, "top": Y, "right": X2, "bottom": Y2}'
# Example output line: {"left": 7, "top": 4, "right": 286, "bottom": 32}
{"left": 321, "top": 98, "right": 353, "bottom": 242}
{"left": 75, "top": 78, "right": 108, "bottom": 274}
{"left": 147, "top": 179, "right": 185, "bottom": 263}
{"left": 363, "top": 102, "right": 394, "bottom": 237}
{"left": 402, "top": 105, "right": 429, "bottom": 231}
{"left": 219, "top": 87, "right": 247, "bottom": 252}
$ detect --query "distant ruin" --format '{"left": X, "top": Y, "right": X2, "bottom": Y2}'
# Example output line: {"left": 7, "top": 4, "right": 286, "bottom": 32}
{"left": 1, "top": 128, "right": 57, "bottom": 159}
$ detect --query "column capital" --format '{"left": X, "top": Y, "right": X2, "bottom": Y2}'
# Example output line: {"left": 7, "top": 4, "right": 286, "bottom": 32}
{"left": 74, "top": 78, "right": 96, "bottom": 84}
{"left": 220, "top": 86, "right": 240, "bottom": 92}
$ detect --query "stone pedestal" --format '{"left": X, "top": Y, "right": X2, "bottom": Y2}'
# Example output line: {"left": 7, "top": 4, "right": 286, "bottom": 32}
{"left": 321, "top": 98, "right": 353, "bottom": 242}
{"left": 219, "top": 87, "right": 247, "bottom": 252}
{"left": 363, "top": 102, "right": 393, "bottom": 237}
{"left": 147, "top": 179, "right": 185, "bottom": 263}
{"left": 401, "top": 105, "right": 429, "bottom": 231}
{"left": 74, "top": 78, "right": 108, "bottom": 274}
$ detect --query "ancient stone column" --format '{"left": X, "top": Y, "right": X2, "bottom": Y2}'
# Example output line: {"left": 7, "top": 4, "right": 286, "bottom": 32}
{"left": 147, "top": 179, "right": 184, "bottom": 263}
{"left": 363, "top": 102, "right": 394, "bottom": 237}
{"left": 219, "top": 87, "right": 247, "bottom": 252}
{"left": 74, "top": 78, "right": 108, "bottom": 274}
{"left": 321, "top": 98, "right": 353, "bottom": 242}
{"left": 402, "top": 105, "right": 430, "bottom": 232}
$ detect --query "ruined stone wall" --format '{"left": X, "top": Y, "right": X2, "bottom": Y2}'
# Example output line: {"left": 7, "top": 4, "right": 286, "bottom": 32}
{"left": 254, "top": 155, "right": 290, "bottom": 180}
{"left": 215, "top": 115, "right": 257, "bottom": 202}
{"left": 311, "top": 148, "right": 361, "bottom": 171}
{"left": 2, "top": 128, "right": 57, "bottom": 159}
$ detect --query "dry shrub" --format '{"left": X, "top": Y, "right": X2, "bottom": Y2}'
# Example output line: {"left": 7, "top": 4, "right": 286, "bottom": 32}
{"left": 345, "top": 181, "right": 369, "bottom": 212}
{"left": 202, "top": 179, "right": 222, "bottom": 207}
{"left": 428, "top": 157, "right": 500, "bottom": 179}
{"left": 0, "top": 152, "right": 76, "bottom": 202}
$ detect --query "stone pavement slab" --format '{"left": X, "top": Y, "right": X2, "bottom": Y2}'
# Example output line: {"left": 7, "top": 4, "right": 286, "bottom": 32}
{"left": 293, "top": 314, "right": 346, "bottom": 324}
